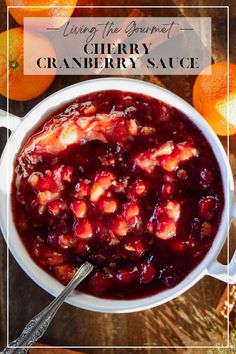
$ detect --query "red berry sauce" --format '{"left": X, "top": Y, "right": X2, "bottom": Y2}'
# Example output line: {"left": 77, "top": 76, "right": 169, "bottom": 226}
{"left": 12, "top": 90, "right": 224, "bottom": 299}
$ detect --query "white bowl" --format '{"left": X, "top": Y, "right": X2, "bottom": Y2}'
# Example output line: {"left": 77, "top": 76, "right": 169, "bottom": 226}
{"left": 0, "top": 78, "right": 235, "bottom": 313}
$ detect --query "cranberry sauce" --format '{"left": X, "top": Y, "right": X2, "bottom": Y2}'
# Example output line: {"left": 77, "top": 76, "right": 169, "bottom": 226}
{"left": 12, "top": 90, "right": 224, "bottom": 299}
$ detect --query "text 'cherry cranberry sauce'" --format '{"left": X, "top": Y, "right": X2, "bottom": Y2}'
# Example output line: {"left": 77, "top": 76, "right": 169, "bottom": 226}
{"left": 12, "top": 90, "right": 224, "bottom": 299}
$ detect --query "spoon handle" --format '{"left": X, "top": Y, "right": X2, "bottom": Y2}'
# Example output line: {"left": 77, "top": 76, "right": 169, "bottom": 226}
{"left": 2, "top": 262, "right": 93, "bottom": 354}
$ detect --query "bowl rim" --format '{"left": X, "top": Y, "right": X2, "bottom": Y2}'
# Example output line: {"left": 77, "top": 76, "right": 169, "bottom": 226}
{"left": 0, "top": 77, "right": 234, "bottom": 313}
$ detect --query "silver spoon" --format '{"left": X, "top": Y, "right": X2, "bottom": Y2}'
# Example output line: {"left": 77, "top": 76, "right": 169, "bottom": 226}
{"left": 2, "top": 262, "right": 94, "bottom": 354}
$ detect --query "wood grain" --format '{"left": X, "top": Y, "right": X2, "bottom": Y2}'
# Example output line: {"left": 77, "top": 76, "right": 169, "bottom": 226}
{"left": 0, "top": 0, "right": 235, "bottom": 353}
{"left": 30, "top": 344, "right": 85, "bottom": 354}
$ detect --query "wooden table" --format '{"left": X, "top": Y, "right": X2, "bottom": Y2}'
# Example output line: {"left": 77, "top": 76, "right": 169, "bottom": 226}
{"left": 0, "top": 0, "right": 235, "bottom": 353}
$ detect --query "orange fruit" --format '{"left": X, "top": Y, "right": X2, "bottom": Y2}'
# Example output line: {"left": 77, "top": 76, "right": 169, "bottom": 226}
{"left": 193, "top": 61, "right": 236, "bottom": 136}
{"left": 0, "top": 27, "right": 55, "bottom": 101}
{"left": 6, "top": 0, "right": 77, "bottom": 29}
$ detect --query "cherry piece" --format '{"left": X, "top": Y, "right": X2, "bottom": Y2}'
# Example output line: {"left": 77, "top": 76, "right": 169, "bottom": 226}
{"left": 198, "top": 196, "right": 219, "bottom": 221}
{"left": 90, "top": 271, "right": 111, "bottom": 296}
{"left": 116, "top": 267, "right": 138, "bottom": 285}
{"left": 139, "top": 262, "right": 156, "bottom": 284}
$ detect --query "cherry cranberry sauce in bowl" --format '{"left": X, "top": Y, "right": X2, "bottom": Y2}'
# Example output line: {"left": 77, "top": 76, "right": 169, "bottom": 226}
{"left": 0, "top": 78, "right": 236, "bottom": 313}
{"left": 11, "top": 89, "right": 224, "bottom": 299}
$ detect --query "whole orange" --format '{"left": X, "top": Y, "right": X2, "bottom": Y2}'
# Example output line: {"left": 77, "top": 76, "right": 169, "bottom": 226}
{"left": 193, "top": 61, "right": 236, "bottom": 136}
{"left": 6, "top": 0, "right": 77, "bottom": 29}
{"left": 0, "top": 27, "right": 55, "bottom": 101}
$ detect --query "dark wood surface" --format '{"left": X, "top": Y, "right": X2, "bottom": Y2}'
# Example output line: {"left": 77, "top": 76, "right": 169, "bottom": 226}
{"left": 0, "top": 0, "right": 235, "bottom": 352}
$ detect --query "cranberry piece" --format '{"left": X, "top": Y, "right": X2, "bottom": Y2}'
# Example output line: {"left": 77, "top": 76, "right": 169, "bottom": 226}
{"left": 122, "top": 202, "right": 139, "bottom": 221}
{"left": 48, "top": 200, "right": 66, "bottom": 216}
{"left": 111, "top": 215, "right": 129, "bottom": 237}
{"left": 73, "top": 219, "right": 93, "bottom": 239}
{"left": 133, "top": 149, "right": 157, "bottom": 174}
{"left": 134, "top": 141, "right": 175, "bottom": 173}
{"left": 116, "top": 267, "right": 138, "bottom": 285}
{"left": 154, "top": 141, "right": 175, "bottom": 157}
{"left": 139, "top": 262, "right": 156, "bottom": 284}
{"left": 28, "top": 173, "right": 41, "bottom": 189}
{"left": 84, "top": 104, "right": 96, "bottom": 115}
{"left": 165, "top": 201, "right": 181, "bottom": 220}
{"left": 176, "top": 142, "right": 198, "bottom": 161}
{"left": 155, "top": 221, "right": 176, "bottom": 240}
{"left": 70, "top": 200, "right": 87, "bottom": 218}
{"left": 99, "top": 198, "right": 117, "bottom": 214}
{"left": 37, "top": 191, "right": 60, "bottom": 206}
{"left": 75, "top": 180, "right": 90, "bottom": 197}
{"left": 90, "top": 271, "right": 110, "bottom": 296}
{"left": 90, "top": 182, "right": 105, "bottom": 202}
{"left": 91, "top": 171, "right": 115, "bottom": 202}
{"left": 198, "top": 196, "right": 219, "bottom": 220}
{"left": 160, "top": 142, "right": 198, "bottom": 172}
{"left": 54, "top": 264, "right": 77, "bottom": 285}
{"left": 160, "top": 156, "right": 179, "bottom": 172}
{"left": 128, "top": 179, "right": 147, "bottom": 200}
{"left": 95, "top": 171, "right": 115, "bottom": 187}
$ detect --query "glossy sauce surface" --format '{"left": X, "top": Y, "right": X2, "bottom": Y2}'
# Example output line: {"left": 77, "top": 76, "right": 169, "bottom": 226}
{"left": 12, "top": 90, "right": 224, "bottom": 299}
